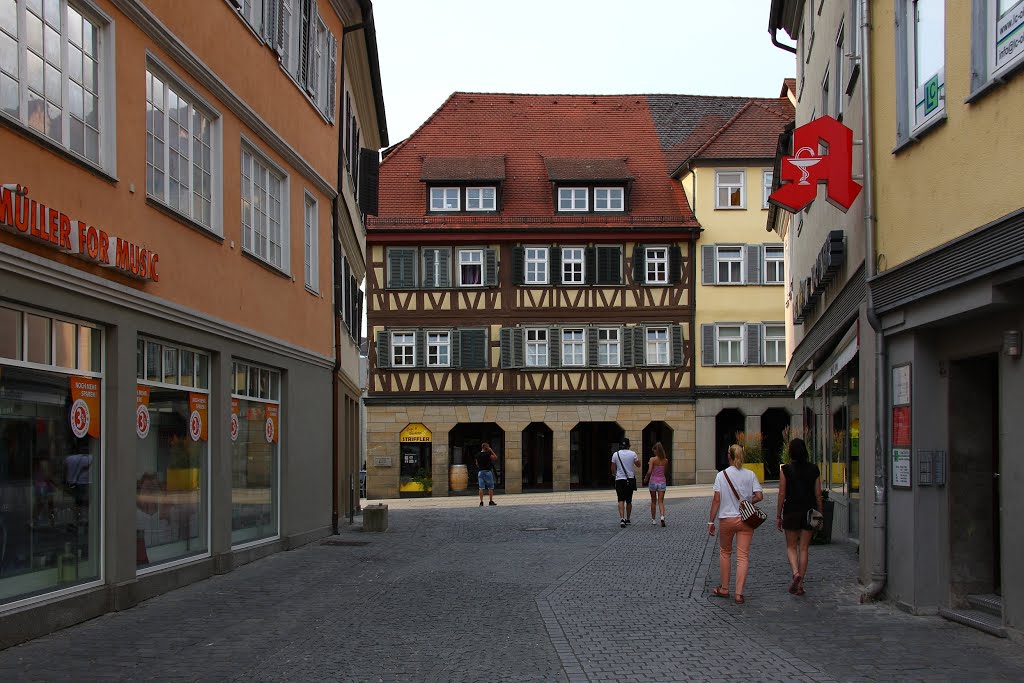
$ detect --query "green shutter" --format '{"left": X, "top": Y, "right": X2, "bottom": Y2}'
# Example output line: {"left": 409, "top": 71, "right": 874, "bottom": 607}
{"left": 376, "top": 330, "right": 390, "bottom": 369}
{"left": 587, "top": 326, "right": 599, "bottom": 367}
{"left": 416, "top": 329, "right": 426, "bottom": 368}
{"left": 597, "top": 246, "right": 623, "bottom": 285}
{"left": 669, "top": 245, "right": 682, "bottom": 285}
{"left": 548, "top": 327, "right": 560, "bottom": 368}
{"left": 451, "top": 328, "right": 462, "bottom": 367}
{"left": 585, "top": 247, "right": 597, "bottom": 285}
{"left": 459, "top": 329, "right": 487, "bottom": 369}
{"left": 622, "top": 327, "right": 634, "bottom": 367}
{"left": 423, "top": 249, "right": 436, "bottom": 288}
{"left": 485, "top": 248, "right": 498, "bottom": 286}
{"left": 500, "top": 328, "right": 513, "bottom": 369}
{"left": 671, "top": 325, "right": 684, "bottom": 366}
{"left": 701, "top": 324, "right": 714, "bottom": 366}
{"left": 512, "top": 246, "right": 525, "bottom": 285}
{"left": 550, "top": 246, "right": 561, "bottom": 286}
{"left": 438, "top": 249, "right": 451, "bottom": 287}
{"left": 634, "top": 325, "right": 646, "bottom": 366}
{"left": 632, "top": 244, "right": 646, "bottom": 284}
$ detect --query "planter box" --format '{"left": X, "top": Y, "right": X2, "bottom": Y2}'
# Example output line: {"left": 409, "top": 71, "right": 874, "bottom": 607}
{"left": 746, "top": 463, "right": 765, "bottom": 484}
{"left": 167, "top": 468, "right": 199, "bottom": 491}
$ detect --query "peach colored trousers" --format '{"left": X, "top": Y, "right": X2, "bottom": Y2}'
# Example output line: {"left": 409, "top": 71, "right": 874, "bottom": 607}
{"left": 718, "top": 517, "right": 753, "bottom": 595}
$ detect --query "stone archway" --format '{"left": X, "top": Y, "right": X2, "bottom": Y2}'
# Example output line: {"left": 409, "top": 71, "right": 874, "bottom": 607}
{"left": 521, "top": 422, "right": 553, "bottom": 490}
{"left": 641, "top": 421, "right": 674, "bottom": 483}
{"left": 715, "top": 409, "right": 745, "bottom": 471}
{"left": 761, "top": 408, "right": 791, "bottom": 479}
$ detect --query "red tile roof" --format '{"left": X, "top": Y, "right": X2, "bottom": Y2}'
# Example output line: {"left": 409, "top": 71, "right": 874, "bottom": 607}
{"left": 421, "top": 155, "right": 506, "bottom": 181}
{"left": 370, "top": 93, "right": 698, "bottom": 231}
{"left": 543, "top": 158, "right": 634, "bottom": 182}
{"left": 684, "top": 100, "right": 793, "bottom": 164}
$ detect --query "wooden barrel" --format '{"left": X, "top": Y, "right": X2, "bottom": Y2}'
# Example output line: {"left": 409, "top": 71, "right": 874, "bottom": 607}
{"left": 449, "top": 464, "right": 469, "bottom": 491}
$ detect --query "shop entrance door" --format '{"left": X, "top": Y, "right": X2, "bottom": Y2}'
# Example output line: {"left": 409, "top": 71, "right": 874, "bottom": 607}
{"left": 521, "top": 423, "right": 553, "bottom": 491}
{"left": 949, "top": 354, "right": 1001, "bottom": 600}
{"left": 569, "top": 422, "right": 624, "bottom": 489}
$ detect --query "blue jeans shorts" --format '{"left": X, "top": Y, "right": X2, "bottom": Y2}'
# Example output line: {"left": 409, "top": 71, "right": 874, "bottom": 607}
{"left": 648, "top": 482, "right": 667, "bottom": 492}
{"left": 478, "top": 469, "right": 495, "bottom": 490}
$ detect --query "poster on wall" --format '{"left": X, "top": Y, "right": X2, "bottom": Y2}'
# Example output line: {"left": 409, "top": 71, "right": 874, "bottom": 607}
{"left": 892, "top": 448, "right": 912, "bottom": 489}
{"left": 892, "top": 406, "right": 911, "bottom": 447}
{"left": 188, "top": 393, "right": 208, "bottom": 442}
{"left": 136, "top": 385, "right": 151, "bottom": 439}
{"left": 892, "top": 365, "right": 911, "bottom": 406}
{"left": 70, "top": 376, "right": 101, "bottom": 439}
{"left": 230, "top": 398, "right": 239, "bottom": 442}
{"left": 265, "top": 404, "right": 279, "bottom": 443}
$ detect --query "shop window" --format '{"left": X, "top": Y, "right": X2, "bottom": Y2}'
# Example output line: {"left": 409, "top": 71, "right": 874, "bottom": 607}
{"left": 0, "top": 306, "right": 103, "bottom": 606}
{"left": 230, "top": 361, "right": 281, "bottom": 545}
{"left": 135, "top": 337, "right": 210, "bottom": 568}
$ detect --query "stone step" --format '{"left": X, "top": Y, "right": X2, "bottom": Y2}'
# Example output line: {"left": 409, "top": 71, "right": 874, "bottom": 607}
{"left": 938, "top": 607, "right": 1007, "bottom": 638}
{"left": 967, "top": 593, "right": 1003, "bottom": 618}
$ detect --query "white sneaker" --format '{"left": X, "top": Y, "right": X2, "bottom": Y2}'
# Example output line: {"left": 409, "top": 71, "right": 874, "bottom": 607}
{"left": 651, "top": 518, "right": 657, "bottom": 525}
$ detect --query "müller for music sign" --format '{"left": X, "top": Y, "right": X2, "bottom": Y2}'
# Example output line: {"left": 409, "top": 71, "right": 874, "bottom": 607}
{"left": 0, "top": 183, "right": 161, "bottom": 282}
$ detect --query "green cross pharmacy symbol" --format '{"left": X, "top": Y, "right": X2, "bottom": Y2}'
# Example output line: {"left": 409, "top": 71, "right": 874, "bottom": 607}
{"left": 924, "top": 74, "right": 940, "bottom": 115}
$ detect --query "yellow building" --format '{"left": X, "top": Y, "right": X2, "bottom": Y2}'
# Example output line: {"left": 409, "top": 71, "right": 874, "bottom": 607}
{"left": 668, "top": 88, "right": 799, "bottom": 483}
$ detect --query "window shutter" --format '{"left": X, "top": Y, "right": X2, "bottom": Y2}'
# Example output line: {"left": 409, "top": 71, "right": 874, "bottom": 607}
{"left": 622, "top": 327, "right": 634, "bottom": 367}
{"left": 701, "top": 324, "right": 715, "bottom": 366}
{"left": 632, "top": 244, "right": 646, "bottom": 284}
{"left": 298, "top": 0, "right": 312, "bottom": 87}
{"left": 307, "top": 14, "right": 322, "bottom": 98}
{"left": 702, "top": 245, "right": 716, "bottom": 285}
{"left": 415, "top": 329, "right": 426, "bottom": 368}
{"left": 263, "top": 0, "right": 278, "bottom": 46}
{"left": 460, "top": 329, "right": 487, "bottom": 369}
{"left": 550, "top": 247, "right": 561, "bottom": 286}
{"left": 669, "top": 245, "right": 683, "bottom": 285}
{"left": 376, "top": 330, "right": 390, "bottom": 369}
{"left": 585, "top": 247, "right": 597, "bottom": 285}
{"left": 388, "top": 248, "right": 415, "bottom": 288}
{"left": 423, "top": 249, "right": 436, "bottom": 288}
{"left": 387, "top": 250, "right": 399, "bottom": 289}
{"left": 500, "top": 328, "right": 513, "bottom": 369}
{"left": 355, "top": 290, "right": 363, "bottom": 342}
{"left": 587, "top": 327, "right": 598, "bottom": 368}
{"left": 671, "top": 325, "right": 684, "bottom": 366}
{"left": 326, "top": 33, "right": 337, "bottom": 121}
{"left": 438, "top": 249, "right": 451, "bottom": 288}
{"left": 597, "top": 246, "right": 623, "bottom": 285}
{"left": 745, "top": 244, "right": 762, "bottom": 285}
{"left": 746, "top": 323, "right": 762, "bottom": 366}
{"left": 451, "top": 329, "right": 462, "bottom": 367}
{"left": 276, "top": 0, "right": 289, "bottom": 55}
{"left": 514, "top": 328, "right": 525, "bottom": 368}
{"left": 358, "top": 148, "right": 380, "bottom": 216}
{"left": 548, "top": 327, "right": 560, "bottom": 368}
{"left": 485, "top": 248, "right": 498, "bottom": 286}
{"left": 634, "top": 325, "right": 646, "bottom": 367}
{"left": 512, "top": 247, "right": 525, "bottom": 285}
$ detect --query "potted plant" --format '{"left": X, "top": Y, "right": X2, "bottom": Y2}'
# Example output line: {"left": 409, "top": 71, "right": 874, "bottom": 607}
{"left": 399, "top": 468, "right": 433, "bottom": 495}
{"left": 735, "top": 431, "right": 765, "bottom": 483}
{"left": 167, "top": 435, "right": 200, "bottom": 491}
{"left": 779, "top": 425, "right": 804, "bottom": 465}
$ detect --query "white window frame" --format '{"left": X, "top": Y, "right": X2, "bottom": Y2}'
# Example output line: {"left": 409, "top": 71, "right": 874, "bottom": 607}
{"left": 903, "top": 0, "right": 946, "bottom": 136}
{"left": 645, "top": 326, "right": 670, "bottom": 366}
{"left": 430, "top": 187, "right": 460, "bottom": 211}
{"left": 426, "top": 330, "right": 451, "bottom": 368}
{"left": 645, "top": 246, "right": 669, "bottom": 285}
{"left": 763, "top": 324, "right": 786, "bottom": 366}
{"left": 715, "top": 324, "right": 744, "bottom": 365}
{"left": 558, "top": 187, "right": 588, "bottom": 212}
{"left": 525, "top": 328, "right": 548, "bottom": 367}
{"left": 561, "top": 328, "right": 586, "bottom": 367}
{"left": 303, "top": 192, "right": 318, "bottom": 291}
{"left": 466, "top": 186, "right": 496, "bottom": 211}
{"left": 597, "top": 327, "right": 621, "bottom": 367}
{"left": 524, "top": 247, "right": 549, "bottom": 285}
{"left": 594, "top": 187, "right": 624, "bottom": 211}
{"left": 762, "top": 170, "right": 773, "bottom": 209}
{"left": 764, "top": 245, "right": 785, "bottom": 285}
{"left": 561, "top": 246, "right": 585, "bottom": 285}
{"left": 715, "top": 246, "right": 744, "bottom": 285}
{"left": 457, "top": 248, "right": 483, "bottom": 287}
{"left": 241, "top": 140, "right": 289, "bottom": 272}
{"left": 0, "top": 0, "right": 115, "bottom": 171}
{"left": 714, "top": 171, "right": 745, "bottom": 209}
{"left": 390, "top": 331, "right": 416, "bottom": 367}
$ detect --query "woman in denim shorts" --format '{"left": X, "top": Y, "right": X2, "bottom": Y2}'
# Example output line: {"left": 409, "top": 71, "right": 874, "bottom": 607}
{"left": 643, "top": 442, "right": 669, "bottom": 526}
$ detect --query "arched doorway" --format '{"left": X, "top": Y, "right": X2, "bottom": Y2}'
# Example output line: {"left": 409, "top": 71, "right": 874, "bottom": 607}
{"left": 448, "top": 423, "right": 505, "bottom": 495}
{"left": 761, "top": 408, "right": 790, "bottom": 479}
{"left": 641, "top": 421, "right": 673, "bottom": 483}
{"left": 569, "top": 422, "right": 624, "bottom": 489}
{"left": 522, "top": 422, "right": 553, "bottom": 491}
{"left": 715, "top": 409, "right": 745, "bottom": 470}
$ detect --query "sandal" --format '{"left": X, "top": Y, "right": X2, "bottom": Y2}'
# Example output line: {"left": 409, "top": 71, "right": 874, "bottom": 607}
{"left": 711, "top": 587, "right": 730, "bottom": 598}
{"left": 735, "top": 594, "right": 745, "bottom": 604}
{"left": 789, "top": 574, "right": 801, "bottom": 594}
{"left": 796, "top": 581, "right": 805, "bottom": 596}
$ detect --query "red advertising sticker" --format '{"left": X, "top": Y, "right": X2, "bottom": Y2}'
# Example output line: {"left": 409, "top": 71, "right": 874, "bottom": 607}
{"left": 136, "top": 385, "right": 151, "bottom": 439}
{"left": 265, "top": 404, "right": 279, "bottom": 444}
{"left": 892, "top": 406, "right": 911, "bottom": 447}
{"left": 69, "top": 376, "right": 101, "bottom": 439}
{"left": 188, "top": 393, "right": 209, "bottom": 442}
{"left": 230, "top": 398, "right": 239, "bottom": 443}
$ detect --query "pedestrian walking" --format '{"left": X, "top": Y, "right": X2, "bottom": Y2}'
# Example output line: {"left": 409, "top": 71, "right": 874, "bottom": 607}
{"left": 477, "top": 442, "right": 498, "bottom": 507}
{"left": 610, "top": 438, "right": 640, "bottom": 528}
{"left": 643, "top": 442, "right": 669, "bottom": 526}
{"left": 776, "top": 437, "right": 822, "bottom": 596}
{"left": 707, "top": 444, "right": 763, "bottom": 604}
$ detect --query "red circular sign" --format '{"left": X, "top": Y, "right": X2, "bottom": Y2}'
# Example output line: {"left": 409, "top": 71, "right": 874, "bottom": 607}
{"left": 265, "top": 417, "right": 275, "bottom": 443}
{"left": 229, "top": 413, "right": 239, "bottom": 442}
{"left": 70, "top": 399, "right": 90, "bottom": 438}
{"left": 136, "top": 404, "right": 150, "bottom": 439}
{"left": 189, "top": 410, "right": 202, "bottom": 442}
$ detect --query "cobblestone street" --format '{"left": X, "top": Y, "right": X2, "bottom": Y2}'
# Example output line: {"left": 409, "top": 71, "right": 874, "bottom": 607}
{"left": 1, "top": 489, "right": 1022, "bottom": 682}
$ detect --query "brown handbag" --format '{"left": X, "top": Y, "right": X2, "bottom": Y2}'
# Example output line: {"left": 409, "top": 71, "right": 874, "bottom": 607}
{"left": 723, "top": 470, "right": 767, "bottom": 530}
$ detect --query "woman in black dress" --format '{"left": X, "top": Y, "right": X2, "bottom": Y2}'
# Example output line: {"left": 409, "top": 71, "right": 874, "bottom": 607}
{"left": 776, "top": 438, "right": 822, "bottom": 596}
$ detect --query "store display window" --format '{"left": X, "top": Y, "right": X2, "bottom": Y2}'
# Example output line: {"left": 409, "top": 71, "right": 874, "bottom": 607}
{"left": 135, "top": 338, "right": 210, "bottom": 569}
{"left": 230, "top": 361, "right": 280, "bottom": 545}
{"left": 0, "top": 305, "right": 102, "bottom": 605}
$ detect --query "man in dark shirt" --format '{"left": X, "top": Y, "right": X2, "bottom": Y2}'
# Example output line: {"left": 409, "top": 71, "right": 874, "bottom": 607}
{"left": 476, "top": 442, "right": 497, "bottom": 507}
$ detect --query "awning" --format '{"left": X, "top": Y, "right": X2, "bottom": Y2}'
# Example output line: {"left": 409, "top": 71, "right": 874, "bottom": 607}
{"left": 794, "top": 373, "right": 814, "bottom": 399}
{"left": 814, "top": 332, "right": 859, "bottom": 390}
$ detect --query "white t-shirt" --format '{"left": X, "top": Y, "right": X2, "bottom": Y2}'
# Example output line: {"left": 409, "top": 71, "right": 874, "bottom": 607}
{"left": 713, "top": 466, "right": 763, "bottom": 519}
{"left": 611, "top": 449, "right": 639, "bottom": 480}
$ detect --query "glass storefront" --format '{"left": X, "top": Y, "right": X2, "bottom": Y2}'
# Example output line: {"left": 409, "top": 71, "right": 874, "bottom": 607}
{"left": 135, "top": 339, "right": 210, "bottom": 568}
{"left": 0, "top": 305, "right": 102, "bottom": 605}
{"left": 230, "top": 361, "right": 279, "bottom": 545}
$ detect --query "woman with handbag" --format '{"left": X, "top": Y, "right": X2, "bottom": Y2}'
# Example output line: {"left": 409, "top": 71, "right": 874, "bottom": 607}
{"left": 776, "top": 437, "right": 823, "bottom": 596}
{"left": 707, "top": 444, "right": 764, "bottom": 604}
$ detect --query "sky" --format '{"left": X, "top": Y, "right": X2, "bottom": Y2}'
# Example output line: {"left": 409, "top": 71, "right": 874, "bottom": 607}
{"left": 372, "top": 0, "right": 797, "bottom": 146}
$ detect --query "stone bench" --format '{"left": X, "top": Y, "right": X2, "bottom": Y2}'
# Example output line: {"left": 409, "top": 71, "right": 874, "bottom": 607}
{"left": 363, "top": 503, "right": 388, "bottom": 532}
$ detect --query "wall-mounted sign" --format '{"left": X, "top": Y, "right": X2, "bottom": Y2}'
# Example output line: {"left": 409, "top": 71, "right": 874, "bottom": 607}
{"left": 136, "top": 385, "right": 151, "bottom": 439}
{"left": 229, "top": 399, "right": 239, "bottom": 442}
{"left": 265, "top": 404, "right": 279, "bottom": 443}
{"left": 70, "top": 376, "right": 101, "bottom": 439}
{"left": 188, "top": 393, "right": 208, "bottom": 442}
{"left": 769, "top": 116, "right": 862, "bottom": 213}
{"left": 400, "top": 423, "right": 432, "bottom": 443}
{"left": 373, "top": 456, "right": 393, "bottom": 467}
{"left": 793, "top": 231, "right": 845, "bottom": 324}
{"left": 891, "top": 363, "right": 912, "bottom": 489}
{"left": 1, "top": 185, "right": 160, "bottom": 282}
{"left": 892, "top": 448, "right": 912, "bottom": 488}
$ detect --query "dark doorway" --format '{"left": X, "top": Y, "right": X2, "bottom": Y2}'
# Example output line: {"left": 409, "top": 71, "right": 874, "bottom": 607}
{"left": 448, "top": 423, "right": 505, "bottom": 495}
{"left": 761, "top": 408, "right": 790, "bottom": 480}
{"left": 641, "top": 422, "right": 673, "bottom": 484}
{"left": 522, "top": 422, "right": 553, "bottom": 491}
{"left": 399, "top": 442, "right": 432, "bottom": 498}
{"left": 949, "top": 354, "right": 1001, "bottom": 601}
{"left": 715, "top": 409, "right": 745, "bottom": 470}
{"left": 570, "top": 422, "right": 624, "bottom": 489}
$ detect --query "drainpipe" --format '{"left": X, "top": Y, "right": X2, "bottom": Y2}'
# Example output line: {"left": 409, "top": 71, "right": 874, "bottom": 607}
{"left": 859, "top": 0, "right": 888, "bottom": 603}
{"left": 771, "top": 28, "right": 798, "bottom": 54}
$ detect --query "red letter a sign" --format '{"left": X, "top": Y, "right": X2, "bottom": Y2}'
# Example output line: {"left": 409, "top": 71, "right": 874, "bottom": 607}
{"left": 769, "top": 116, "right": 862, "bottom": 213}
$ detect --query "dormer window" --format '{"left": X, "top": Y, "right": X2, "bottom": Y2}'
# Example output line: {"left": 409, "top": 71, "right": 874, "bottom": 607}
{"left": 430, "top": 187, "right": 460, "bottom": 211}
{"left": 558, "top": 187, "right": 588, "bottom": 211}
{"left": 466, "top": 187, "right": 496, "bottom": 211}
{"left": 595, "top": 187, "right": 624, "bottom": 211}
